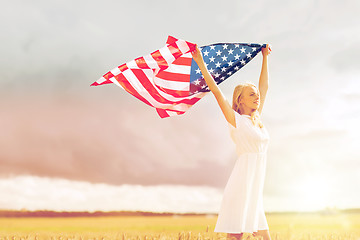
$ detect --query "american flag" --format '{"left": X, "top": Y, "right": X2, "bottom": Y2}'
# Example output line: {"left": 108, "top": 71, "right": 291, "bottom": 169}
{"left": 91, "top": 36, "right": 265, "bottom": 118}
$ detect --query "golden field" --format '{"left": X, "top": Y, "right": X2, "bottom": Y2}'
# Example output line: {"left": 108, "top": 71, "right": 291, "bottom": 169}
{"left": 0, "top": 213, "right": 359, "bottom": 240}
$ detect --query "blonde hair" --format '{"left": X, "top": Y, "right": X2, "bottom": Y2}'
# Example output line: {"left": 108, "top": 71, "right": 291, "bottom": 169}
{"left": 232, "top": 82, "right": 263, "bottom": 128}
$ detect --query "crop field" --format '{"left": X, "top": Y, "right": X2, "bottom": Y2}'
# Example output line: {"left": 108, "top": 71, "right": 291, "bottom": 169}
{"left": 0, "top": 213, "right": 359, "bottom": 240}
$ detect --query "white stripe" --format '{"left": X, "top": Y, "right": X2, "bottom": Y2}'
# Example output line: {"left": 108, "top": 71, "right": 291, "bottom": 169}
{"left": 164, "top": 64, "right": 191, "bottom": 75}
{"left": 121, "top": 69, "right": 191, "bottom": 112}
{"left": 97, "top": 76, "right": 107, "bottom": 84}
{"left": 109, "top": 77, "right": 123, "bottom": 89}
{"left": 176, "top": 40, "right": 190, "bottom": 54}
{"left": 181, "top": 52, "right": 193, "bottom": 59}
{"left": 126, "top": 60, "right": 138, "bottom": 68}
{"left": 143, "top": 54, "right": 160, "bottom": 69}
{"left": 142, "top": 69, "right": 206, "bottom": 101}
{"left": 154, "top": 76, "right": 189, "bottom": 91}
{"left": 166, "top": 110, "right": 180, "bottom": 117}
{"left": 110, "top": 67, "right": 121, "bottom": 76}
{"left": 159, "top": 46, "right": 175, "bottom": 66}
{"left": 122, "top": 69, "right": 149, "bottom": 92}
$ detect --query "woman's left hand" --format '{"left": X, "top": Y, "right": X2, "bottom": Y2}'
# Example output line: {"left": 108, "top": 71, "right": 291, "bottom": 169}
{"left": 262, "top": 44, "right": 271, "bottom": 56}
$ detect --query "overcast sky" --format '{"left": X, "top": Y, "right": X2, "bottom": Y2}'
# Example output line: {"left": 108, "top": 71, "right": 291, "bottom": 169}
{"left": 1, "top": 0, "right": 359, "bottom": 213}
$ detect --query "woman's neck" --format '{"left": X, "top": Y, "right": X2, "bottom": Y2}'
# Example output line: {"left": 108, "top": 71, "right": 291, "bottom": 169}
{"left": 239, "top": 105, "right": 256, "bottom": 116}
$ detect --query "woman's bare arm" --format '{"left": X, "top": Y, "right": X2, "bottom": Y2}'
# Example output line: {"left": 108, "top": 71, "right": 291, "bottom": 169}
{"left": 258, "top": 44, "right": 271, "bottom": 115}
{"left": 191, "top": 46, "right": 236, "bottom": 127}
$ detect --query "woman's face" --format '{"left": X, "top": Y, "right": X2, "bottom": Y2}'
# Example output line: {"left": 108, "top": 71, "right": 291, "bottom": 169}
{"left": 239, "top": 85, "right": 260, "bottom": 110}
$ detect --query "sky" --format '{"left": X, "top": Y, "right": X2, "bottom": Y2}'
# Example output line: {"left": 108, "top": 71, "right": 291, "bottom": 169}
{"left": 1, "top": 0, "right": 360, "bottom": 213}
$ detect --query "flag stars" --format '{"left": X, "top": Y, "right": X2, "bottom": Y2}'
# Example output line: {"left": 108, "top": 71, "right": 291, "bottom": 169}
{"left": 189, "top": 43, "right": 263, "bottom": 95}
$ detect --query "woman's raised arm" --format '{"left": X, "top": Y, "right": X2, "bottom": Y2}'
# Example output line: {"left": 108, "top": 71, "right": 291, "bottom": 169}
{"left": 191, "top": 46, "right": 236, "bottom": 127}
{"left": 258, "top": 44, "right": 271, "bottom": 115}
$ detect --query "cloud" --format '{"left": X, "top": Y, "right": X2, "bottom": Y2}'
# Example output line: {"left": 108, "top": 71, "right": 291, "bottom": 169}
{"left": 0, "top": 94, "right": 235, "bottom": 187}
{"left": 2, "top": 174, "right": 359, "bottom": 213}
{"left": 329, "top": 43, "right": 360, "bottom": 73}
{"left": 0, "top": 175, "right": 222, "bottom": 213}
{"left": 2, "top": 0, "right": 358, "bottom": 92}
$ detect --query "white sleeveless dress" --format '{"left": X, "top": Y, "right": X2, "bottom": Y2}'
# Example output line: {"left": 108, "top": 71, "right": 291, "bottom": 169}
{"left": 214, "top": 110, "right": 270, "bottom": 233}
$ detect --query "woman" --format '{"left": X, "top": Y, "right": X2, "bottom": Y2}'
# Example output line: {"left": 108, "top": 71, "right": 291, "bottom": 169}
{"left": 191, "top": 44, "right": 272, "bottom": 240}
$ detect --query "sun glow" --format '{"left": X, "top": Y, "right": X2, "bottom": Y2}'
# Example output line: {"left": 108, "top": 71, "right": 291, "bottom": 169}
{"left": 294, "top": 176, "right": 334, "bottom": 211}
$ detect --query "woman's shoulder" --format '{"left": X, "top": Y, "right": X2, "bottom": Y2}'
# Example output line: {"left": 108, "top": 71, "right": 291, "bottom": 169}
{"left": 230, "top": 110, "right": 249, "bottom": 128}
{"left": 234, "top": 110, "right": 251, "bottom": 121}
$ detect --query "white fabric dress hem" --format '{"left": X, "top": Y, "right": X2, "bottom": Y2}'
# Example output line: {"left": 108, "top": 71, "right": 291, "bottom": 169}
{"left": 214, "top": 227, "right": 270, "bottom": 234}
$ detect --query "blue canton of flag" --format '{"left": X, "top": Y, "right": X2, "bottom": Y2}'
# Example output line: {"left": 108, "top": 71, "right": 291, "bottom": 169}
{"left": 189, "top": 43, "right": 266, "bottom": 95}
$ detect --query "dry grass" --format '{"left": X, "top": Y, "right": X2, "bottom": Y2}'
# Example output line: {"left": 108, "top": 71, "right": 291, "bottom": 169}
{"left": 0, "top": 213, "right": 359, "bottom": 240}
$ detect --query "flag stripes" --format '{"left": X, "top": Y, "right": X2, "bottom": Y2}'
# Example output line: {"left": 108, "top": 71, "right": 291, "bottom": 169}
{"left": 91, "top": 36, "right": 199, "bottom": 117}
{"left": 91, "top": 36, "right": 264, "bottom": 118}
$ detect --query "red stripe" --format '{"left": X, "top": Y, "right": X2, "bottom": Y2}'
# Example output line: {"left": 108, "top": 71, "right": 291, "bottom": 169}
{"left": 90, "top": 79, "right": 113, "bottom": 86}
{"left": 131, "top": 69, "right": 200, "bottom": 106}
{"left": 167, "top": 45, "right": 183, "bottom": 59}
{"left": 119, "top": 64, "right": 128, "bottom": 72}
{"left": 166, "top": 36, "right": 178, "bottom": 45}
{"left": 166, "top": 38, "right": 196, "bottom": 56}
{"left": 151, "top": 50, "right": 168, "bottom": 69}
{"left": 135, "top": 57, "right": 150, "bottom": 69}
{"left": 154, "top": 86, "right": 191, "bottom": 98}
{"left": 172, "top": 56, "right": 193, "bottom": 65}
{"left": 156, "top": 108, "right": 186, "bottom": 118}
{"left": 186, "top": 42, "right": 197, "bottom": 53}
{"left": 114, "top": 73, "right": 153, "bottom": 107}
{"left": 103, "top": 71, "right": 114, "bottom": 80}
{"left": 175, "top": 111, "right": 186, "bottom": 116}
{"left": 156, "top": 71, "right": 190, "bottom": 83}
{"left": 156, "top": 108, "right": 170, "bottom": 118}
